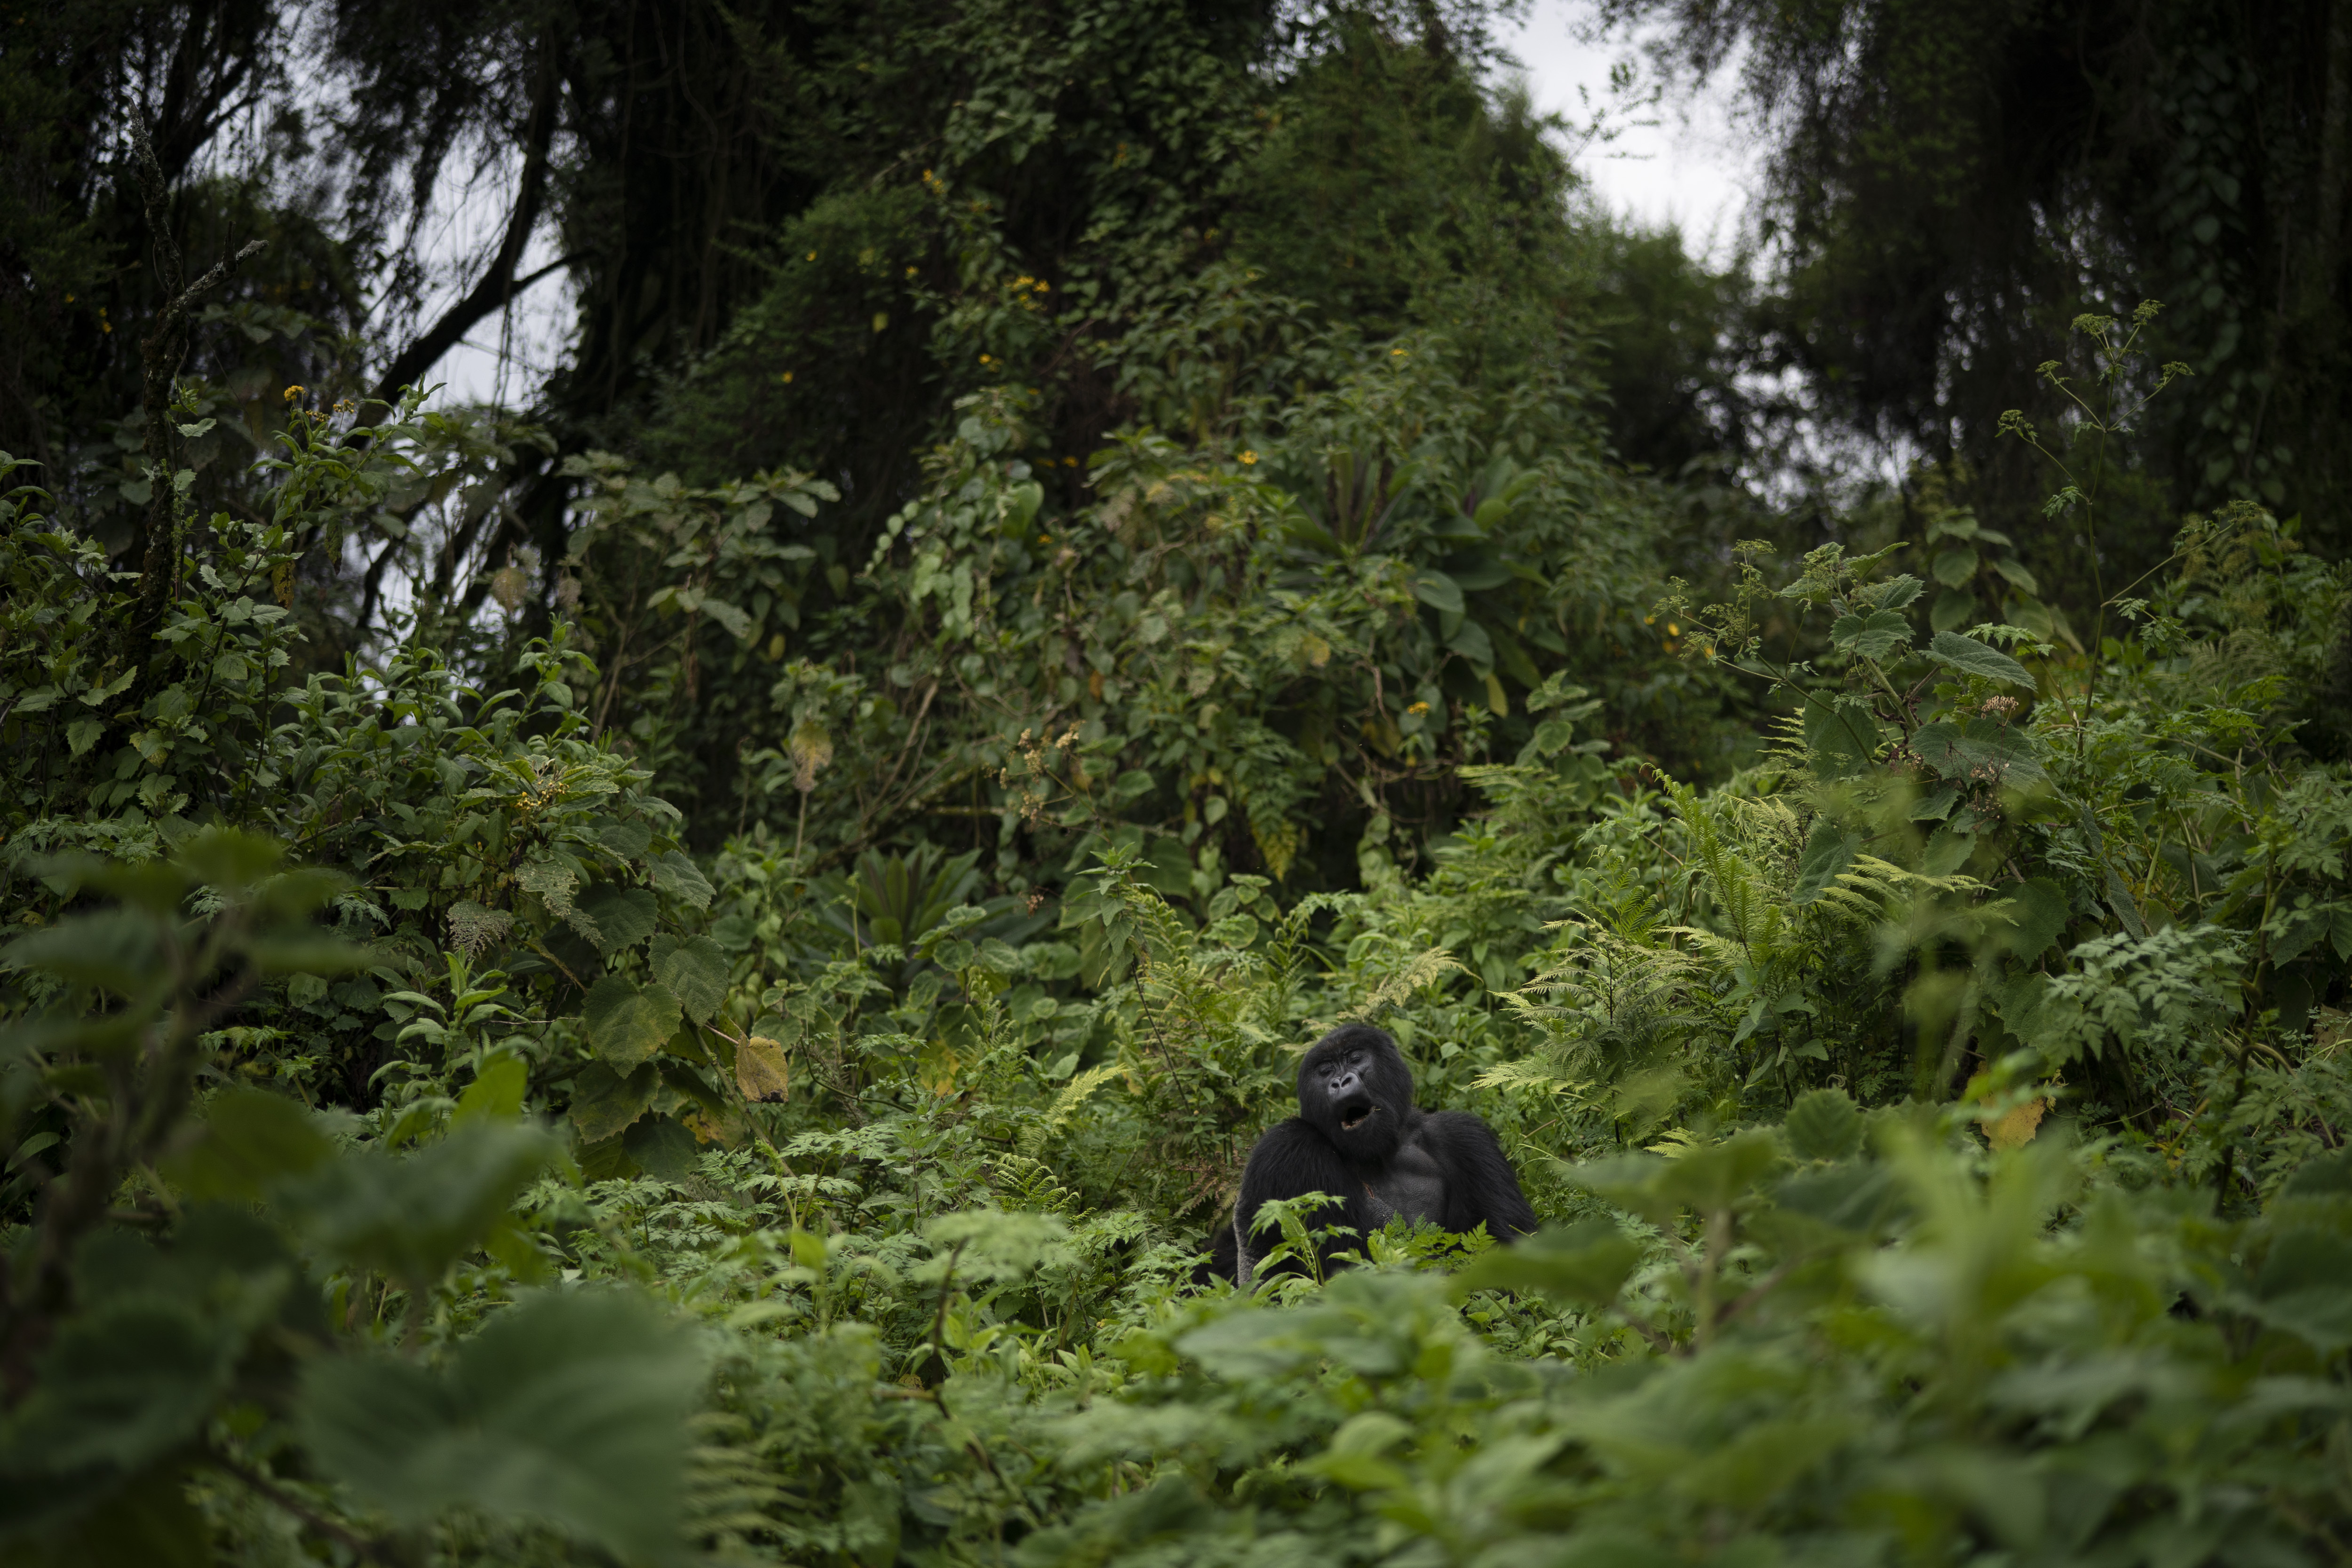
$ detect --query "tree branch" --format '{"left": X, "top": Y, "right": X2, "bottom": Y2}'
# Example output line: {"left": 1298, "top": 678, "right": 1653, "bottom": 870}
{"left": 120, "top": 111, "right": 265, "bottom": 677}
{"left": 365, "top": 53, "right": 564, "bottom": 417}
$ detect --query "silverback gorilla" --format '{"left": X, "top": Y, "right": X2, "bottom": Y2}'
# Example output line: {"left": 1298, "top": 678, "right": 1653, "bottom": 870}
{"left": 1229, "top": 1023, "right": 1537, "bottom": 1284}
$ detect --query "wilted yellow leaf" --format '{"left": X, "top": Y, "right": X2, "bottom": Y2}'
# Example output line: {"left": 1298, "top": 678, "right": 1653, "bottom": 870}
{"left": 736, "top": 1035, "right": 790, "bottom": 1103}
{"left": 1986, "top": 1096, "right": 2047, "bottom": 1152}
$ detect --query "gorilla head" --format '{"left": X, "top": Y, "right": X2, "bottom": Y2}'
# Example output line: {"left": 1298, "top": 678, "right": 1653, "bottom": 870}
{"left": 1298, "top": 1023, "right": 1413, "bottom": 1163}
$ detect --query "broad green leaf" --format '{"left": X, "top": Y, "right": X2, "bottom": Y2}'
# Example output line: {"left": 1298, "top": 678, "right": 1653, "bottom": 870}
{"left": 1911, "top": 782, "right": 1959, "bottom": 822}
{"left": 454, "top": 1055, "right": 528, "bottom": 1123}
{"left": 1830, "top": 609, "right": 1911, "bottom": 659}
{"left": 1932, "top": 546, "right": 1980, "bottom": 587}
{"left": 290, "top": 1121, "right": 562, "bottom": 1292}
{"left": 590, "top": 817, "right": 653, "bottom": 860}
{"left": 1872, "top": 573, "right": 1926, "bottom": 611}
{"left": 1653, "top": 1131, "right": 1780, "bottom": 1214}
{"left": 1930, "top": 588, "right": 1976, "bottom": 632}
{"left": 1411, "top": 571, "right": 1464, "bottom": 615}
{"left": 1926, "top": 629, "right": 2033, "bottom": 688}
{"left": 1303, "top": 1451, "right": 1409, "bottom": 1492}
{"left": 175, "top": 827, "right": 285, "bottom": 890}
{"left": 570, "top": 1062, "right": 660, "bottom": 1143}
{"left": 1994, "top": 556, "right": 2040, "bottom": 594}
{"left": 1783, "top": 1089, "right": 1863, "bottom": 1161}
{"left": 2251, "top": 1231, "right": 2352, "bottom": 1350}
{"left": 298, "top": 1289, "right": 697, "bottom": 1563}
{"left": 1793, "top": 822, "right": 1862, "bottom": 905}
{"left": 624, "top": 1115, "right": 699, "bottom": 1182}
{"left": 1772, "top": 1162, "right": 1901, "bottom": 1235}
{"left": 1910, "top": 717, "right": 2047, "bottom": 786}
{"left": 1, "top": 911, "right": 162, "bottom": 994}
{"left": 652, "top": 935, "right": 729, "bottom": 1026}
{"left": 247, "top": 865, "right": 352, "bottom": 922}
{"left": 699, "top": 595, "right": 753, "bottom": 640}
{"left": 166, "top": 1088, "right": 332, "bottom": 1201}
{"left": 651, "top": 851, "right": 714, "bottom": 910}
{"left": 1922, "top": 824, "right": 1974, "bottom": 877}
{"left": 42, "top": 857, "right": 191, "bottom": 913}
{"left": 1444, "top": 554, "right": 1512, "bottom": 591}
{"left": 1446, "top": 616, "right": 1494, "bottom": 667}
{"left": 1987, "top": 878, "right": 2070, "bottom": 959}
{"left": 0, "top": 1458, "right": 209, "bottom": 1568}
{"left": 1802, "top": 693, "right": 1882, "bottom": 779}
{"left": 573, "top": 883, "right": 659, "bottom": 952}
{"left": 583, "top": 975, "right": 681, "bottom": 1070}
{"left": 1454, "top": 1219, "right": 1641, "bottom": 1307}
{"left": 5, "top": 1300, "right": 240, "bottom": 1475}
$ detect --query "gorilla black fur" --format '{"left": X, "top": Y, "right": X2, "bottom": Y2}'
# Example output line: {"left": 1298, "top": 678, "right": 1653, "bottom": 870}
{"left": 1227, "top": 1023, "right": 1537, "bottom": 1284}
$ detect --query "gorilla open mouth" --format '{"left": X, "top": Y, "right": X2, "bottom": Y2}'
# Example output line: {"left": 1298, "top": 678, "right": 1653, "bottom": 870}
{"left": 1336, "top": 1098, "right": 1375, "bottom": 1132}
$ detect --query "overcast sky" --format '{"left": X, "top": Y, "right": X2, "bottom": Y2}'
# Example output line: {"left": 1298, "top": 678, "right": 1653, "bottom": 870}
{"left": 1497, "top": 0, "right": 1757, "bottom": 256}
{"left": 423, "top": 1, "right": 1759, "bottom": 404}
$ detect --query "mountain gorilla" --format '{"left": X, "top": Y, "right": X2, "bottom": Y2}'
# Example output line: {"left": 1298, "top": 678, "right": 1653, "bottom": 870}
{"left": 1226, "top": 1023, "right": 1538, "bottom": 1285}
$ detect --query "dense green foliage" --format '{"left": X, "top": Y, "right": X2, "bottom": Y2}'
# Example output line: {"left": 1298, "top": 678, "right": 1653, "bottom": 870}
{"left": 7, "top": 1, "right": 2352, "bottom": 1564}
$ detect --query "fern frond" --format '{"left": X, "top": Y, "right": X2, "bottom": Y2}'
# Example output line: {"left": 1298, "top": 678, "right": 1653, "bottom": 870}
{"left": 1471, "top": 1057, "right": 1590, "bottom": 1096}
{"left": 1017, "top": 1062, "right": 1126, "bottom": 1157}
{"left": 1343, "top": 944, "right": 1466, "bottom": 1022}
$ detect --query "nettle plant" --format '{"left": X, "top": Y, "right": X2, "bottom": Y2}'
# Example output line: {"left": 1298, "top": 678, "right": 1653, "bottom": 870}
{"left": 0, "top": 832, "right": 699, "bottom": 1563}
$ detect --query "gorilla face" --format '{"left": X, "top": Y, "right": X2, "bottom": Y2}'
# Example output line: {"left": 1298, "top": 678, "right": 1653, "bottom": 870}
{"left": 1298, "top": 1024, "right": 1412, "bottom": 1163}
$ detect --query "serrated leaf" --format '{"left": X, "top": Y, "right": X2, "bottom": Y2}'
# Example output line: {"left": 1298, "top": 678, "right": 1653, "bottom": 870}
{"left": 1454, "top": 1219, "right": 1640, "bottom": 1307}
{"left": 1988, "top": 877, "right": 2070, "bottom": 959}
{"left": 624, "top": 1115, "right": 699, "bottom": 1182}
{"left": 590, "top": 817, "right": 652, "bottom": 861}
{"left": 569, "top": 1062, "right": 659, "bottom": 1143}
{"left": 1926, "top": 629, "right": 2034, "bottom": 688}
{"left": 297, "top": 1289, "right": 697, "bottom": 1562}
{"left": 288, "top": 1122, "right": 562, "bottom": 1293}
{"left": 582, "top": 976, "right": 681, "bottom": 1070}
{"left": 165, "top": 1088, "right": 333, "bottom": 1200}
{"left": 1783, "top": 1089, "right": 1863, "bottom": 1161}
{"left": 1802, "top": 694, "right": 1881, "bottom": 779}
{"left": 1830, "top": 609, "right": 1911, "bottom": 659}
{"left": 454, "top": 1055, "right": 528, "bottom": 1123}
{"left": 1873, "top": 574, "right": 1925, "bottom": 611}
{"left": 1932, "top": 546, "right": 1980, "bottom": 587}
{"left": 650, "top": 851, "right": 713, "bottom": 910}
{"left": 2250, "top": 1231, "right": 2352, "bottom": 1350}
{"left": 652, "top": 935, "right": 729, "bottom": 1025}
{"left": 1910, "top": 717, "right": 2047, "bottom": 785}
{"left": 2, "top": 910, "right": 162, "bottom": 992}
{"left": 572, "top": 883, "right": 659, "bottom": 952}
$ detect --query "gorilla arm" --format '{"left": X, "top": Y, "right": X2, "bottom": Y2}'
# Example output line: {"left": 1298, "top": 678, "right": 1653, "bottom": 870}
{"left": 1422, "top": 1110, "right": 1539, "bottom": 1242}
{"left": 1232, "top": 1116, "right": 1369, "bottom": 1287}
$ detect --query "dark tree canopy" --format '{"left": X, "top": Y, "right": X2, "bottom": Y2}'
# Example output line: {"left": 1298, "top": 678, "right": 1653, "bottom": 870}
{"left": 1610, "top": 0, "right": 2352, "bottom": 579}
